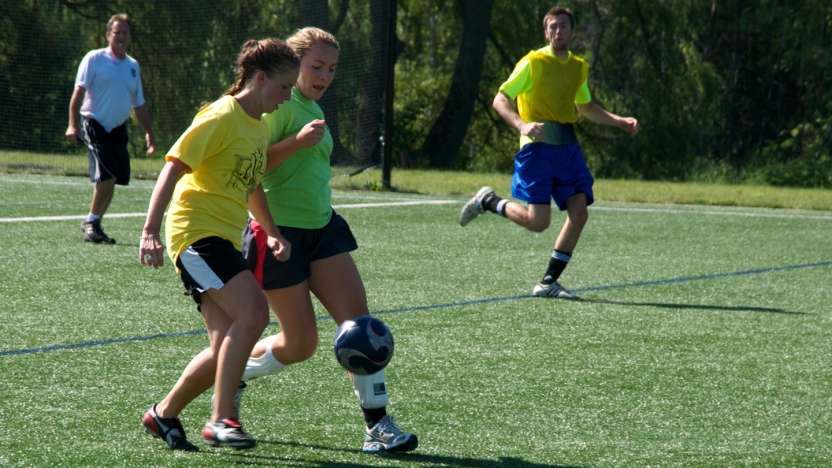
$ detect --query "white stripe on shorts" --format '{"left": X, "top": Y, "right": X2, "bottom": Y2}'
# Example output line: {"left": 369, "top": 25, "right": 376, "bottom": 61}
{"left": 178, "top": 245, "right": 226, "bottom": 292}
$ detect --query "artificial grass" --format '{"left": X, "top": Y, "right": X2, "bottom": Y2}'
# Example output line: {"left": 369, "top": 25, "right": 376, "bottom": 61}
{"left": 1, "top": 173, "right": 830, "bottom": 467}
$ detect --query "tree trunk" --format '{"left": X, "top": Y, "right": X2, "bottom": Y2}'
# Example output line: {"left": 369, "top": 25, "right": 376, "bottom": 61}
{"left": 411, "top": 0, "right": 494, "bottom": 168}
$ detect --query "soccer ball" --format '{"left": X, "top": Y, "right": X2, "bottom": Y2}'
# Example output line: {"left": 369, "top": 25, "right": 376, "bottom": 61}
{"left": 333, "top": 316, "right": 394, "bottom": 375}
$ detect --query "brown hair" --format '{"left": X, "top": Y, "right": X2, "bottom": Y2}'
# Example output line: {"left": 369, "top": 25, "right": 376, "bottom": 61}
{"left": 216, "top": 38, "right": 300, "bottom": 102}
{"left": 106, "top": 14, "right": 132, "bottom": 34}
{"left": 286, "top": 27, "right": 340, "bottom": 59}
{"left": 543, "top": 6, "right": 574, "bottom": 30}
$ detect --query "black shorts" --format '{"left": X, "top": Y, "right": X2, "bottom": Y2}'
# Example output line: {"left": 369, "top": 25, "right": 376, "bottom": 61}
{"left": 175, "top": 237, "right": 250, "bottom": 307}
{"left": 243, "top": 212, "right": 358, "bottom": 290}
{"left": 79, "top": 116, "right": 130, "bottom": 185}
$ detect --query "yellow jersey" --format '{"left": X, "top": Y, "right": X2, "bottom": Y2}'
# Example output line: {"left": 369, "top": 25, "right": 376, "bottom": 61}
{"left": 499, "top": 47, "right": 591, "bottom": 147}
{"left": 165, "top": 95, "right": 269, "bottom": 262}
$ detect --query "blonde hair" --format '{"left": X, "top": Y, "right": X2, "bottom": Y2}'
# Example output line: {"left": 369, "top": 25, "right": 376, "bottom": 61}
{"left": 201, "top": 38, "right": 298, "bottom": 110}
{"left": 286, "top": 27, "right": 340, "bottom": 59}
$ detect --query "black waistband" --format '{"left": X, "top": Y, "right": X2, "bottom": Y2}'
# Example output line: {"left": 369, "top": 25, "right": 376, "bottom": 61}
{"left": 541, "top": 121, "right": 577, "bottom": 146}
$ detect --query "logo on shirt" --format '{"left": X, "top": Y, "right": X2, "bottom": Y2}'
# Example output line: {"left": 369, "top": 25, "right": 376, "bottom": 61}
{"left": 131, "top": 68, "right": 137, "bottom": 78}
{"left": 227, "top": 137, "right": 266, "bottom": 196}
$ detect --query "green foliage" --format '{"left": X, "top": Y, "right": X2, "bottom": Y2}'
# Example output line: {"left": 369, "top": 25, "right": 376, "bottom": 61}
{"left": 1, "top": 1, "right": 830, "bottom": 185}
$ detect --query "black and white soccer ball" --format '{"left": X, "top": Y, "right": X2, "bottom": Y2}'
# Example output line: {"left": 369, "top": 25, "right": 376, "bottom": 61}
{"left": 333, "top": 316, "right": 394, "bottom": 375}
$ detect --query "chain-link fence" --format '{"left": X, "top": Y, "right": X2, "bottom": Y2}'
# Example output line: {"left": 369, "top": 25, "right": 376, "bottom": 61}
{"left": 0, "top": 0, "right": 392, "bottom": 178}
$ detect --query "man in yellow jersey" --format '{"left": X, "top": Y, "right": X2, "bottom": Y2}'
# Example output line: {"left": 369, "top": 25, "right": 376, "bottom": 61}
{"left": 460, "top": 6, "right": 638, "bottom": 299}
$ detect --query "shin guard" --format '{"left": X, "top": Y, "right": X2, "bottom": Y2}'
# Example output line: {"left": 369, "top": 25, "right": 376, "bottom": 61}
{"left": 352, "top": 369, "right": 389, "bottom": 409}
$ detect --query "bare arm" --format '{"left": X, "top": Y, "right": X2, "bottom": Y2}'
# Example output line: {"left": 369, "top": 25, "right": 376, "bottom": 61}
{"left": 492, "top": 92, "right": 546, "bottom": 141}
{"left": 140, "top": 158, "right": 189, "bottom": 268}
{"left": 247, "top": 185, "right": 291, "bottom": 261}
{"left": 132, "top": 104, "right": 157, "bottom": 154}
{"left": 576, "top": 102, "right": 639, "bottom": 135}
{"left": 66, "top": 86, "right": 86, "bottom": 142}
{"left": 265, "top": 119, "right": 326, "bottom": 172}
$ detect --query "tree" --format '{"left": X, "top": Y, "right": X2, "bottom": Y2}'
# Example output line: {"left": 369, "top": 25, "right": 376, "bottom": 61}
{"left": 405, "top": 0, "right": 494, "bottom": 168}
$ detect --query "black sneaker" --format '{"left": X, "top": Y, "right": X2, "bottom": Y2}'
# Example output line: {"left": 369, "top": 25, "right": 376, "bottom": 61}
{"left": 142, "top": 404, "right": 199, "bottom": 452}
{"left": 81, "top": 220, "right": 116, "bottom": 244}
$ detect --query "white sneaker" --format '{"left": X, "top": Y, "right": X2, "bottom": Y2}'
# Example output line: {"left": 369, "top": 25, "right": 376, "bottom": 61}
{"left": 459, "top": 186, "right": 495, "bottom": 226}
{"left": 202, "top": 418, "right": 256, "bottom": 449}
{"left": 363, "top": 415, "right": 418, "bottom": 453}
{"left": 533, "top": 281, "right": 579, "bottom": 299}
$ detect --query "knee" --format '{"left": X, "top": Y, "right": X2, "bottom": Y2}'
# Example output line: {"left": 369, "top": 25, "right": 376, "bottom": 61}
{"left": 527, "top": 218, "right": 551, "bottom": 233}
{"left": 570, "top": 209, "right": 589, "bottom": 228}
{"left": 283, "top": 331, "right": 318, "bottom": 364}
{"left": 238, "top": 307, "right": 270, "bottom": 336}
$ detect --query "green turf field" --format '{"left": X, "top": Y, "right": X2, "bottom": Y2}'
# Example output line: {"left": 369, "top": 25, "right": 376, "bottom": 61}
{"left": 1, "top": 173, "right": 830, "bottom": 467}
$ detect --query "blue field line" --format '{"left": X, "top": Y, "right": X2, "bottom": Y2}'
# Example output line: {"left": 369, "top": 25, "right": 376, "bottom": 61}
{"left": 2, "top": 261, "right": 830, "bottom": 358}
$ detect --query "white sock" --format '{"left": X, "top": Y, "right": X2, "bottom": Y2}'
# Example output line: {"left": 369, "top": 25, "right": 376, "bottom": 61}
{"left": 242, "top": 336, "right": 287, "bottom": 381}
{"left": 86, "top": 213, "right": 100, "bottom": 222}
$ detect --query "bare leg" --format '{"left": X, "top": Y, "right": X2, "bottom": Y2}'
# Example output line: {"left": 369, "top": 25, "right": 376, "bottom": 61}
{"left": 553, "top": 193, "right": 588, "bottom": 252}
{"left": 502, "top": 202, "right": 552, "bottom": 233}
{"left": 254, "top": 283, "right": 319, "bottom": 365}
{"left": 204, "top": 272, "right": 269, "bottom": 422}
{"left": 252, "top": 252, "right": 368, "bottom": 364}
{"left": 90, "top": 178, "right": 116, "bottom": 217}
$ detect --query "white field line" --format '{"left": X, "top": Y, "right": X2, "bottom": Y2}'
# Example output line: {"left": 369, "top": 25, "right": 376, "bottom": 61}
{"left": 0, "top": 178, "right": 153, "bottom": 188}
{"left": 589, "top": 205, "right": 832, "bottom": 221}
{"left": 2, "top": 199, "right": 831, "bottom": 223}
{"left": 0, "top": 200, "right": 459, "bottom": 223}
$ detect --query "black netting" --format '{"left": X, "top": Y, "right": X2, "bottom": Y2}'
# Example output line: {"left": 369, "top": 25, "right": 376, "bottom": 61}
{"left": 0, "top": 0, "right": 391, "bottom": 178}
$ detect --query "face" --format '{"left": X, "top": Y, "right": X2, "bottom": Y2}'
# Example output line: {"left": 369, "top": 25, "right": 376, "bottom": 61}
{"left": 106, "top": 21, "right": 132, "bottom": 57}
{"left": 296, "top": 43, "right": 339, "bottom": 101}
{"left": 259, "top": 68, "right": 300, "bottom": 114}
{"left": 544, "top": 14, "right": 572, "bottom": 52}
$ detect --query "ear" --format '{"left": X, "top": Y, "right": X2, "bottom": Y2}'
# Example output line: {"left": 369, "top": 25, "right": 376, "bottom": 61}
{"left": 255, "top": 70, "right": 268, "bottom": 84}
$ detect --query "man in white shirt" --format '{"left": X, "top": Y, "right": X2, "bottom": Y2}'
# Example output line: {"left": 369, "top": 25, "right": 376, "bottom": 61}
{"left": 66, "top": 13, "right": 156, "bottom": 244}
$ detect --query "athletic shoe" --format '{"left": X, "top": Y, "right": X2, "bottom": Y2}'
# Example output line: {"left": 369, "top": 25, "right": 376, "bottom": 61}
{"left": 363, "top": 415, "right": 419, "bottom": 453}
{"left": 80, "top": 220, "right": 116, "bottom": 244}
{"left": 142, "top": 404, "right": 199, "bottom": 452}
{"left": 533, "top": 280, "right": 579, "bottom": 299}
{"left": 459, "top": 186, "right": 494, "bottom": 226}
{"left": 210, "top": 381, "right": 247, "bottom": 420}
{"left": 202, "top": 418, "right": 257, "bottom": 449}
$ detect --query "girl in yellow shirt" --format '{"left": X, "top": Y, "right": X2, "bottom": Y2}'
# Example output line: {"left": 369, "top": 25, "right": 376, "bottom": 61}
{"left": 138, "top": 38, "right": 299, "bottom": 451}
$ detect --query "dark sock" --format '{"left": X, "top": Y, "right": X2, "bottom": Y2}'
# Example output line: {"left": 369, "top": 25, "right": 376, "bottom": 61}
{"left": 541, "top": 250, "right": 571, "bottom": 284}
{"left": 483, "top": 193, "right": 507, "bottom": 216}
{"left": 362, "top": 406, "right": 387, "bottom": 429}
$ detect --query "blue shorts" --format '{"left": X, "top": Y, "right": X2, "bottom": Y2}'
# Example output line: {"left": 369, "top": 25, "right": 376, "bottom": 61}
{"left": 242, "top": 211, "right": 358, "bottom": 290}
{"left": 511, "top": 142, "right": 595, "bottom": 211}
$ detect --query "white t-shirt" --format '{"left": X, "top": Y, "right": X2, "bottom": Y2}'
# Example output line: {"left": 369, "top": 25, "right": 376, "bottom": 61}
{"left": 75, "top": 48, "right": 145, "bottom": 132}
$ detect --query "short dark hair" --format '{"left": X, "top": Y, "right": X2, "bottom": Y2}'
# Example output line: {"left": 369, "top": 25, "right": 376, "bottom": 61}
{"left": 543, "top": 7, "right": 574, "bottom": 30}
{"left": 106, "top": 14, "right": 132, "bottom": 34}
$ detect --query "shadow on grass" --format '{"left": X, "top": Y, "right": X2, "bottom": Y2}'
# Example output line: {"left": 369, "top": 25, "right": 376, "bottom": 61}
{"left": 580, "top": 298, "right": 808, "bottom": 315}
{"left": 221, "top": 439, "right": 586, "bottom": 468}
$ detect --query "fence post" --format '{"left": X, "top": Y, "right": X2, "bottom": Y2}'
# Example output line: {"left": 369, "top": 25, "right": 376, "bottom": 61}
{"left": 382, "top": 0, "right": 397, "bottom": 190}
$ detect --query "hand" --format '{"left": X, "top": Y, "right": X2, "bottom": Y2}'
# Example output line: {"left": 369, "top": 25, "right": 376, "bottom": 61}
{"left": 139, "top": 233, "right": 165, "bottom": 269}
{"left": 267, "top": 232, "right": 291, "bottom": 262}
{"left": 295, "top": 119, "right": 326, "bottom": 148}
{"left": 65, "top": 126, "right": 80, "bottom": 142}
{"left": 619, "top": 117, "right": 639, "bottom": 136}
{"left": 520, "top": 122, "right": 545, "bottom": 141}
{"left": 146, "top": 133, "right": 157, "bottom": 155}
